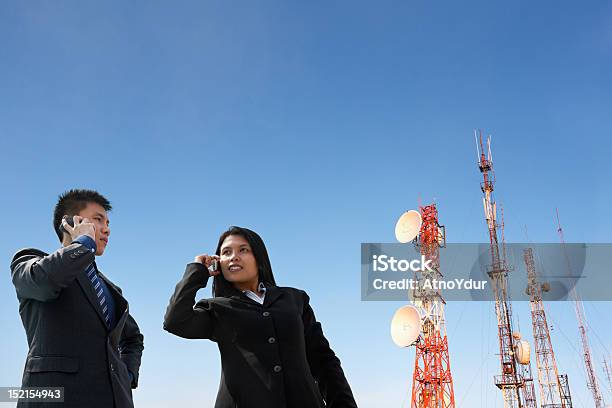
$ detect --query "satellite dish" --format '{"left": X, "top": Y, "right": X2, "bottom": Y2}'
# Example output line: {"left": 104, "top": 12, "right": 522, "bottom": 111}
{"left": 390, "top": 305, "right": 422, "bottom": 347}
{"left": 437, "top": 226, "right": 445, "bottom": 246}
{"left": 395, "top": 210, "right": 422, "bottom": 243}
{"left": 514, "top": 340, "right": 531, "bottom": 365}
{"left": 412, "top": 299, "right": 424, "bottom": 309}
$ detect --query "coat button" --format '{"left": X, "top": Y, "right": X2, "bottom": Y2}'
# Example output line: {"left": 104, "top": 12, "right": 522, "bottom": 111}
{"left": 273, "top": 365, "right": 282, "bottom": 373}
{"left": 268, "top": 337, "right": 276, "bottom": 344}
{"left": 110, "top": 363, "right": 115, "bottom": 371}
{"left": 262, "top": 311, "right": 270, "bottom": 317}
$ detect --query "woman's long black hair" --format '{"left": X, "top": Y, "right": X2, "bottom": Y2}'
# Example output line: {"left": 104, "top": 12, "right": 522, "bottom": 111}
{"left": 212, "top": 226, "right": 277, "bottom": 297}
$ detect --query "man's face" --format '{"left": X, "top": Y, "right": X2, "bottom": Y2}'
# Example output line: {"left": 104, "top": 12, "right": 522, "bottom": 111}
{"left": 77, "top": 202, "right": 110, "bottom": 256}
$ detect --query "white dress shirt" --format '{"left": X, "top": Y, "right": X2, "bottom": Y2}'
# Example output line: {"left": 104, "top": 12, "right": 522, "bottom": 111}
{"left": 242, "top": 282, "right": 267, "bottom": 304}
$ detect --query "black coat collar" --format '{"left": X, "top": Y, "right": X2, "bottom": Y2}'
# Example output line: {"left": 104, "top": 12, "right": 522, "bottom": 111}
{"left": 227, "top": 282, "right": 283, "bottom": 308}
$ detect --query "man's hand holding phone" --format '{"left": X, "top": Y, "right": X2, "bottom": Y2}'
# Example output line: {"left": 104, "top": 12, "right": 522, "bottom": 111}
{"left": 61, "top": 215, "right": 96, "bottom": 242}
{"left": 194, "top": 254, "right": 221, "bottom": 277}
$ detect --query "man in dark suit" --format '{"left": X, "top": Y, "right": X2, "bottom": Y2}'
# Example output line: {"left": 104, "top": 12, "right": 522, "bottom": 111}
{"left": 10, "top": 189, "right": 144, "bottom": 408}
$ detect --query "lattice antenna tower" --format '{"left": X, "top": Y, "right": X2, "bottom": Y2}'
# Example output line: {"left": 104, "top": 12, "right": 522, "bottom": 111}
{"left": 409, "top": 204, "right": 456, "bottom": 408}
{"left": 556, "top": 209, "right": 604, "bottom": 408}
{"left": 475, "top": 130, "right": 537, "bottom": 408}
{"left": 524, "top": 247, "right": 573, "bottom": 407}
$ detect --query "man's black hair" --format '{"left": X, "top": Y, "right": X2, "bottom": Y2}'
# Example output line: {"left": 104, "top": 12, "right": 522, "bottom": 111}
{"left": 53, "top": 189, "right": 112, "bottom": 242}
{"left": 212, "top": 226, "right": 277, "bottom": 297}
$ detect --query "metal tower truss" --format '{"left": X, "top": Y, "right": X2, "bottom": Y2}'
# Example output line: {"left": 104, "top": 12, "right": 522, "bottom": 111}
{"left": 475, "top": 131, "right": 537, "bottom": 408}
{"left": 524, "top": 247, "right": 573, "bottom": 408}
{"left": 556, "top": 210, "right": 604, "bottom": 408}
{"left": 603, "top": 359, "right": 612, "bottom": 395}
{"left": 410, "top": 204, "right": 456, "bottom": 408}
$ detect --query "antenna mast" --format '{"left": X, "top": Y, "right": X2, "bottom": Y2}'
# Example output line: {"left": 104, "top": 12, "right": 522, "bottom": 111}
{"left": 603, "top": 359, "right": 612, "bottom": 395}
{"left": 410, "top": 203, "right": 455, "bottom": 407}
{"left": 524, "top": 247, "right": 573, "bottom": 407}
{"left": 556, "top": 209, "right": 604, "bottom": 408}
{"left": 475, "top": 130, "right": 537, "bottom": 408}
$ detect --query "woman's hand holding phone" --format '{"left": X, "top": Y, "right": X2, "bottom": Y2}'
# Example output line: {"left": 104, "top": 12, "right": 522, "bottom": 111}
{"left": 194, "top": 254, "right": 221, "bottom": 277}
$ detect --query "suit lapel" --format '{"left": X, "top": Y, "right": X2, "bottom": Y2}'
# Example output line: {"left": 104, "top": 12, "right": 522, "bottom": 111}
{"left": 228, "top": 284, "right": 283, "bottom": 308}
{"left": 229, "top": 292, "right": 261, "bottom": 306}
{"left": 98, "top": 271, "right": 129, "bottom": 335}
{"left": 75, "top": 264, "right": 128, "bottom": 333}
{"left": 262, "top": 285, "right": 283, "bottom": 308}
{"left": 75, "top": 271, "right": 110, "bottom": 330}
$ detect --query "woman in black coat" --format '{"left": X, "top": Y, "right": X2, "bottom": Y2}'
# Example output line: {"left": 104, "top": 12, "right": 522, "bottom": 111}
{"left": 164, "top": 226, "right": 358, "bottom": 408}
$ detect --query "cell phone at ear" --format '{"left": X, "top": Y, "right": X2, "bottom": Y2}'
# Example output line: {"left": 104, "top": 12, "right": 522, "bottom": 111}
{"left": 208, "top": 259, "right": 219, "bottom": 273}
{"left": 60, "top": 215, "right": 75, "bottom": 233}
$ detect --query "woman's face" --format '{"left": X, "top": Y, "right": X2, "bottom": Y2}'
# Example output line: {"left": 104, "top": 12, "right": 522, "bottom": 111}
{"left": 219, "top": 234, "right": 259, "bottom": 286}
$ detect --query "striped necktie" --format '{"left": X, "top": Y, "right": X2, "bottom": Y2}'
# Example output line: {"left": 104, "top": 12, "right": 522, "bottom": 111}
{"left": 85, "top": 263, "right": 111, "bottom": 328}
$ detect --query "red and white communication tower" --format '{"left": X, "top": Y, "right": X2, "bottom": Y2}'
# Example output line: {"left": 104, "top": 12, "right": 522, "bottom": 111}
{"left": 409, "top": 204, "right": 455, "bottom": 408}
{"left": 475, "top": 131, "right": 537, "bottom": 408}
{"left": 524, "top": 247, "right": 573, "bottom": 407}
{"left": 556, "top": 210, "right": 604, "bottom": 408}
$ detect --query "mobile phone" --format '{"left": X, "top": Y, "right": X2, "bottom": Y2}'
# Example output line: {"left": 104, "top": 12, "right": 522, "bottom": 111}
{"left": 208, "top": 259, "right": 219, "bottom": 273}
{"left": 60, "top": 215, "right": 75, "bottom": 233}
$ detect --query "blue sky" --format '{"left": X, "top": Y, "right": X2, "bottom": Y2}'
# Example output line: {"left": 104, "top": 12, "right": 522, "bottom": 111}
{"left": 1, "top": 1, "right": 611, "bottom": 407}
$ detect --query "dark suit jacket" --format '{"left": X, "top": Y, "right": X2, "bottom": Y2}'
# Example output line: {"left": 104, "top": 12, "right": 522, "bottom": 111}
{"left": 10, "top": 244, "right": 144, "bottom": 408}
{"left": 163, "top": 263, "right": 358, "bottom": 408}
